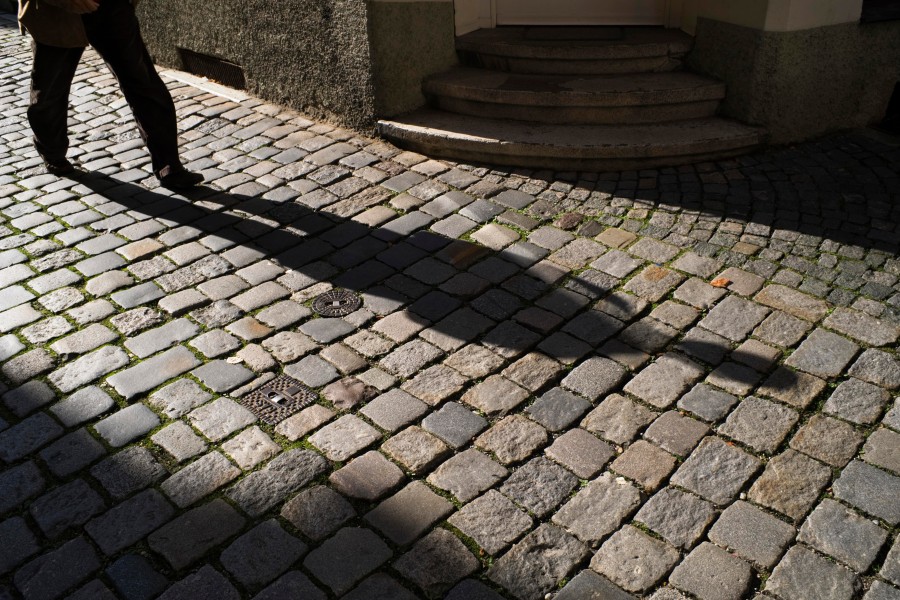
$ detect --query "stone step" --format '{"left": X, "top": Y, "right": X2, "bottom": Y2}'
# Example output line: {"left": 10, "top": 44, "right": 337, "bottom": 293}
{"left": 378, "top": 110, "right": 763, "bottom": 171}
{"left": 425, "top": 68, "right": 725, "bottom": 124}
{"left": 456, "top": 26, "right": 693, "bottom": 75}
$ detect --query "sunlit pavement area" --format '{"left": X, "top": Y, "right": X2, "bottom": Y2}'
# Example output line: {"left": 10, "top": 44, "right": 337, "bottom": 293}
{"left": 1, "top": 14, "right": 899, "bottom": 600}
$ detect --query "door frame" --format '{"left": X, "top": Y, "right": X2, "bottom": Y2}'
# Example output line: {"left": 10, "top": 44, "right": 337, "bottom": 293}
{"left": 455, "top": 0, "right": 683, "bottom": 35}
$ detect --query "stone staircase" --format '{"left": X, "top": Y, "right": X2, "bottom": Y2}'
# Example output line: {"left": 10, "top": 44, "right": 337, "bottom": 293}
{"left": 378, "top": 26, "right": 763, "bottom": 171}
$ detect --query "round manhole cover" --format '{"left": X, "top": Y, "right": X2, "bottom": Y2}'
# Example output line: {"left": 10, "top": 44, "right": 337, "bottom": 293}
{"left": 312, "top": 289, "right": 361, "bottom": 317}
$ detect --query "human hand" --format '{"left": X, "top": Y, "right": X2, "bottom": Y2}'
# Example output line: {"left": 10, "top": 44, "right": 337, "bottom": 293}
{"left": 65, "top": 0, "right": 101, "bottom": 13}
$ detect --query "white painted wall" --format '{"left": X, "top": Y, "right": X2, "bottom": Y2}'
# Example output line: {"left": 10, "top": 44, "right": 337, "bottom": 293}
{"left": 453, "top": 0, "right": 864, "bottom": 36}
{"left": 455, "top": 0, "right": 492, "bottom": 34}
{"left": 764, "top": 0, "right": 863, "bottom": 31}
{"left": 495, "top": 0, "right": 666, "bottom": 26}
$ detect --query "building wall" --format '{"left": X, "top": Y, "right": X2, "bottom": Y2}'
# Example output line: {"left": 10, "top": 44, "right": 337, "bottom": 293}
{"left": 137, "top": 0, "right": 457, "bottom": 128}
{"left": 688, "top": 17, "right": 900, "bottom": 143}
{"left": 136, "top": 0, "right": 378, "bottom": 130}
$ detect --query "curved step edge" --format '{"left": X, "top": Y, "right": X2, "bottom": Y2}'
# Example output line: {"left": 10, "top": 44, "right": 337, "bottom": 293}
{"left": 377, "top": 113, "right": 763, "bottom": 171}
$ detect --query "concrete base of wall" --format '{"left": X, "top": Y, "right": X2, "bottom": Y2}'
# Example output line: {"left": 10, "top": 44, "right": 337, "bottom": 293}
{"left": 368, "top": 1, "right": 458, "bottom": 118}
{"left": 688, "top": 17, "right": 900, "bottom": 143}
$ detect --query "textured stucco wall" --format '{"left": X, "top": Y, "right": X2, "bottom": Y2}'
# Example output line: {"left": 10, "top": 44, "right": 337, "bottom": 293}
{"left": 136, "top": 0, "right": 377, "bottom": 130}
{"left": 368, "top": 1, "right": 458, "bottom": 118}
{"left": 688, "top": 17, "right": 900, "bottom": 143}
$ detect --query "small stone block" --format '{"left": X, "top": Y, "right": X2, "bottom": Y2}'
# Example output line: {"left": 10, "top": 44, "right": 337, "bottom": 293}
{"left": 707, "top": 501, "right": 796, "bottom": 569}
{"left": 591, "top": 525, "right": 679, "bottom": 593}
{"left": 309, "top": 415, "right": 381, "bottom": 461}
{"left": 748, "top": 450, "right": 832, "bottom": 520}
{"left": 365, "top": 481, "right": 453, "bottom": 545}
{"left": 427, "top": 449, "right": 508, "bottom": 502}
{"left": 281, "top": 485, "right": 356, "bottom": 541}
{"left": 93, "top": 404, "right": 160, "bottom": 448}
{"left": 635, "top": 486, "right": 717, "bottom": 550}
{"left": 302, "top": 528, "right": 392, "bottom": 595}
{"left": 329, "top": 450, "right": 405, "bottom": 501}
{"left": 669, "top": 542, "right": 753, "bottom": 600}
{"left": 766, "top": 546, "right": 860, "bottom": 600}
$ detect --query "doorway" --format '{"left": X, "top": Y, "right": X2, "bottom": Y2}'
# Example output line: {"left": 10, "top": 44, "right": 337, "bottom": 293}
{"left": 495, "top": 0, "right": 668, "bottom": 25}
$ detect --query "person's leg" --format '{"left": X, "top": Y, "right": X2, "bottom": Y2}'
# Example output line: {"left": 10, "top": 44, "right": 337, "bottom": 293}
{"left": 81, "top": 0, "right": 189, "bottom": 179}
{"left": 27, "top": 40, "right": 83, "bottom": 168}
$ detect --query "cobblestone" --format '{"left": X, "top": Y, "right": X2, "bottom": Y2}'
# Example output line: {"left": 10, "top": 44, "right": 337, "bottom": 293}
{"left": 30, "top": 478, "right": 106, "bottom": 539}
{"left": 671, "top": 437, "right": 760, "bottom": 505}
{"left": 226, "top": 449, "right": 329, "bottom": 517}
{"left": 0, "top": 412, "right": 63, "bottom": 463}
{"left": 0, "top": 461, "right": 46, "bottom": 515}
{"left": 329, "top": 450, "right": 405, "bottom": 500}
{"left": 161, "top": 451, "right": 240, "bottom": 508}
{"left": 0, "top": 31, "right": 898, "bottom": 600}
{"left": 148, "top": 499, "right": 245, "bottom": 570}
{"left": 94, "top": 403, "right": 160, "bottom": 447}
{"left": 624, "top": 353, "right": 704, "bottom": 408}
{"left": 189, "top": 397, "right": 256, "bottom": 442}
{"left": 90, "top": 446, "right": 166, "bottom": 499}
{"left": 669, "top": 542, "right": 753, "bottom": 600}
{"left": 592, "top": 525, "right": 679, "bottom": 593}
{"left": 220, "top": 520, "right": 307, "bottom": 590}
{"left": 148, "top": 378, "right": 212, "bottom": 418}
{"left": 553, "top": 472, "right": 641, "bottom": 544}
{"left": 749, "top": 450, "right": 832, "bottom": 520}
{"left": 707, "top": 500, "right": 795, "bottom": 569}
{"left": 767, "top": 545, "right": 861, "bottom": 600}
{"left": 394, "top": 528, "right": 478, "bottom": 598}
{"left": 281, "top": 485, "right": 356, "bottom": 541}
{"left": 488, "top": 524, "right": 588, "bottom": 600}
{"left": 13, "top": 536, "right": 101, "bottom": 600}
{"left": 718, "top": 396, "right": 798, "bottom": 453}
{"left": 151, "top": 421, "right": 207, "bottom": 463}
{"left": 635, "top": 486, "right": 716, "bottom": 550}
{"left": 848, "top": 349, "right": 900, "bottom": 390}
{"left": 107, "top": 345, "right": 200, "bottom": 399}
{"left": 85, "top": 489, "right": 175, "bottom": 555}
{"left": 824, "top": 377, "right": 892, "bottom": 424}
{"left": 798, "top": 498, "right": 887, "bottom": 572}
{"left": 785, "top": 328, "right": 859, "bottom": 378}
{"left": 105, "top": 554, "right": 168, "bottom": 600}
{"left": 832, "top": 460, "right": 900, "bottom": 525}
{"left": 39, "top": 429, "right": 105, "bottom": 477}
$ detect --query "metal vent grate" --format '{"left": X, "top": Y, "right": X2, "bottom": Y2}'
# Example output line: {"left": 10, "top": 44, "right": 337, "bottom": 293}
{"left": 239, "top": 375, "right": 317, "bottom": 425}
{"left": 313, "top": 289, "right": 362, "bottom": 317}
{"left": 177, "top": 48, "right": 246, "bottom": 90}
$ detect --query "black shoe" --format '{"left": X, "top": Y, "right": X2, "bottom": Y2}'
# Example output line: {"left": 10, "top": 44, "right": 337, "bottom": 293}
{"left": 158, "top": 167, "right": 204, "bottom": 190}
{"left": 45, "top": 159, "right": 76, "bottom": 177}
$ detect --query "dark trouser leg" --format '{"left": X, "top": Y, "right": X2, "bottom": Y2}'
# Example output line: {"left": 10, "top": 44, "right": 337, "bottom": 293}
{"left": 82, "top": 0, "right": 182, "bottom": 175}
{"left": 27, "top": 40, "right": 83, "bottom": 164}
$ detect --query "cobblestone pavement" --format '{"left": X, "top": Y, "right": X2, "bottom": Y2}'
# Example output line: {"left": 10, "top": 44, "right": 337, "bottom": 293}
{"left": 1, "top": 15, "right": 900, "bottom": 600}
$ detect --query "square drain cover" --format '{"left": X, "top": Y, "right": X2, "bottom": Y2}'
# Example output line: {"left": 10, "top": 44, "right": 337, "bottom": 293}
{"left": 239, "top": 375, "right": 316, "bottom": 425}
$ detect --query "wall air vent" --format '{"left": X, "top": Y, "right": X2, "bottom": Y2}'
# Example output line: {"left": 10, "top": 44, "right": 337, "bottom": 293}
{"left": 177, "top": 48, "right": 247, "bottom": 90}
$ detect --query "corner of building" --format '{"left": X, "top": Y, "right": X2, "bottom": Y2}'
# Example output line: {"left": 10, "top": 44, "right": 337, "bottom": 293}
{"left": 367, "top": 0, "right": 459, "bottom": 119}
{"left": 687, "top": 13, "right": 900, "bottom": 144}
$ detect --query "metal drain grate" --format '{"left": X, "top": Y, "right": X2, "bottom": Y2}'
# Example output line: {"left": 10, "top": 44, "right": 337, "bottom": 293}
{"left": 239, "top": 375, "right": 316, "bottom": 425}
{"left": 312, "top": 289, "right": 361, "bottom": 317}
{"left": 177, "top": 48, "right": 246, "bottom": 90}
